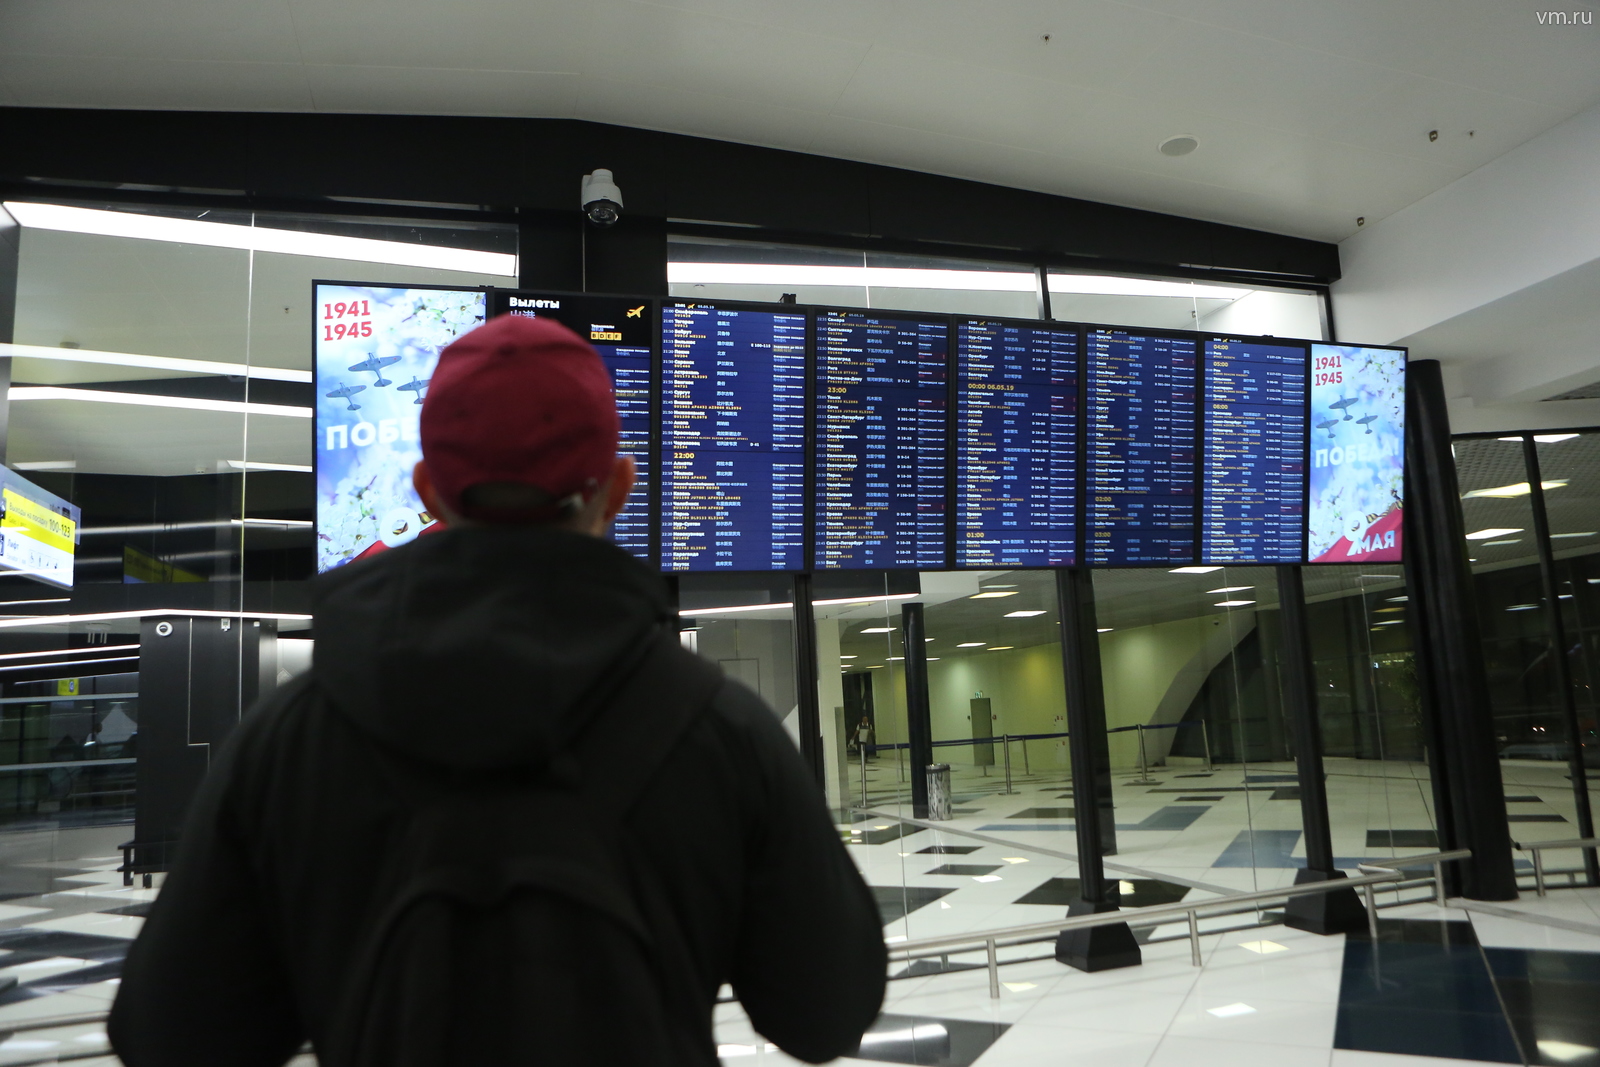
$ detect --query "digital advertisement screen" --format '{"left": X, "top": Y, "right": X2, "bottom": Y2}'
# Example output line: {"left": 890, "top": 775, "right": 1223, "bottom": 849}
{"left": 814, "top": 310, "right": 949, "bottom": 569}
{"left": 660, "top": 302, "right": 807, "bottom": 571}
{"left": 491, "top": 291, "right": 655, "bottom": 562}
{"left": 314, "top": 284, "right": 487, "bottom": 571}
{"left": 1085, "top": 330, "right": 1199, "bottom": 566}
{"left": 1307, "top": 343, "right": 1406, "bottom": 564}
{"left": 1201, "top": 339, "right": 1309, "bottom": 564}
{"left": 0, "top": 469, "right": 80, "bottom": 589}
{"left": 955, "top": 320, "right": 1078, "bottom": 568}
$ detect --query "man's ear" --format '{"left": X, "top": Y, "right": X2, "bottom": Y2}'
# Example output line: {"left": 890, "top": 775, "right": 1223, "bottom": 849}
{"left": 602, "top": 454, "right": 637, "bottom": 522}
{"left": 413, "top": 461, "right": 448, "bottom": 520}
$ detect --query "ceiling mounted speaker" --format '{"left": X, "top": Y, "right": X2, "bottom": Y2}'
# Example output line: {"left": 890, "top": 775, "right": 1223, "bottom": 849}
{"left": 1159, "top": 135, "right": 1200, "bottom": 157}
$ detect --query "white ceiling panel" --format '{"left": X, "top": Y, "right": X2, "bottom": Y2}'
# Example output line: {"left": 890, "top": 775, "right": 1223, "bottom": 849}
{"left": 0, "top": 0, "right": 1595, "bottom": 240}
{"left": 304, "top": 65, "right": 580, "bottom": 118}
{"left": 7, "top": 399, "right": 310, "bottom": 476}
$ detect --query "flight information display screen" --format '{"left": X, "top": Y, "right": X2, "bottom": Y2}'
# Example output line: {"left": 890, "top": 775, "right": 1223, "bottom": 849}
{"left": 955, "top": 320, "right": 1079, "bottom": 567}
{"left": 1085, "top": 330, "right": 1199, "bottom": 565}
{"left": 1201, "top": 339, "right": 1309, "bottom": 563}
{"left": 492, "top": 291, "right": 655, "bottom": 561}
{"left": 814, "top": 310, "right": 950, "bottom": 569}
{"left": 661, "top": 302, "right": 807, "bottom": 571}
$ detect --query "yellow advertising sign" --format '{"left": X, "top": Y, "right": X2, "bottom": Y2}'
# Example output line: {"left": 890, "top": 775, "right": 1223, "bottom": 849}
{"left": 2, "top": 489, "right": 76, "bottom": 553}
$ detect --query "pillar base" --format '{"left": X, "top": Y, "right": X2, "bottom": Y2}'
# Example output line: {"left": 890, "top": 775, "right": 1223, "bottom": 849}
{"left": 1054, "top": 897, "right": 1142, "bottom": 972}
{"left": 1283, "top": 868, "right": 1369, "bottom": 935}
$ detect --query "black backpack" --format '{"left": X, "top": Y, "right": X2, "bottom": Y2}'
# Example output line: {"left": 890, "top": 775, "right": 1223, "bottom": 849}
{"left": 322, "top": 629, "right": 726, "bottom": 1067}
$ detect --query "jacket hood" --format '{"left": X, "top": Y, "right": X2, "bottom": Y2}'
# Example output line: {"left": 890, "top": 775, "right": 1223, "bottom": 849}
{"left": 312, "top": 526, "right": 671, "bottom": 769}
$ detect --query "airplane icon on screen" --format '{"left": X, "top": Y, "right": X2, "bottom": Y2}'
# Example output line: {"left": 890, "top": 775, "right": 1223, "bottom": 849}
{"left": 326, "top": 383, "right": 366, "bottom": 411}
{"left": 397, "top": 377, "right": 431, "bottom": 405}
{"left": 349, "top": 354, "right": 401, "bottom": 387}
{"left": 1329, "top": 396, "right": 1358, "bottom": 420}
{"left": 1317, "top": 418, "right": 1339, "bottom": 438}
{"left": 627, "top": 305, "right": 644, "bottom": 318}
{"left": 1356, "top": 414, "right": 1378, "bottom": 434}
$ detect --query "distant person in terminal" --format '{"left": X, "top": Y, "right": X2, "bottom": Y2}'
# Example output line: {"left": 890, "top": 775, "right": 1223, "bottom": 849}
{"left": 109, "top": 314, "right": 887, "bottom": 1066}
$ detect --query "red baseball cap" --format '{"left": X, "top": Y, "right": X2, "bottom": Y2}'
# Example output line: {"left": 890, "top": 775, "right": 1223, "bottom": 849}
{"left": 419, "top": 313, "right": 619, "bottom": 519}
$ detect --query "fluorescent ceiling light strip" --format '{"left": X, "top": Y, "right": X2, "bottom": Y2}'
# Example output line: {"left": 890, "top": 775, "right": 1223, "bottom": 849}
{"left": 0, "top": 599, "right": 70, "bottom": 607}
{"left": 0, "top": 643, "right": 139, "bottom": 662}
{"left": 227, "top": 460, "right": 314, "bottom": 473}
{"left": 679, "top": 593, "right": 917, "bottom": 616}
{"left": 0, "top": 655, "right": 138, "bottom": 673}
{"left": 0, "top": 342, "right": 311, "bottom": 384}
{"left": 5, "top": 202, "right": 516, "bottom": 277}
{"left": 0, "top": 609, "right": 311, "bottom": 630}
{"left": 669, "top": 262, "right": 1036, "bottom": 292}
{"left": 10, "top": 386, "right": 310, "bottom": 418}
{"left": 1049, "top": 275, "right": 1251, "bottom": 300}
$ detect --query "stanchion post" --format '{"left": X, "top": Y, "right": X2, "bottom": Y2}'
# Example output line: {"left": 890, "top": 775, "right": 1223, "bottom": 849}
{"left": 1201, "top": 721, "right": 1213, "bottom": 772}
{"left": 860, "top": 744, "right": 868, "bottom": 807}
{"left": 1001, "top": 734, "right": 1015, "bottom": 795}
{"left": 1187, "top": 911, "right": 1201, "bottom": 966}
{"left": 903, "top": 603, "right": 934, "bottom": 818}
{"left": 1022, "top": 737, "right": 1030, "bottom": 776}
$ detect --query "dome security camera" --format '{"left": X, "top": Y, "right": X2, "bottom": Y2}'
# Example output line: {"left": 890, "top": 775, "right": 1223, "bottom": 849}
{"left": 581, "top": 169, "right": 623, "bottom": 226}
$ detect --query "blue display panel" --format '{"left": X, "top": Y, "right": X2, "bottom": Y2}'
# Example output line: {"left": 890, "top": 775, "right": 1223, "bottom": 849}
{"left": 1201, "top": 339, "right": 1308, "bottom": 563}
{"left": 661, "top": 303, "right": 806, "bottom": 571}
{"left": 492, "top": 292, "right": 654, "bottom": 561}
{"left": 955, "top": 320, "right": 1079, "bottom": 567}
{"left": 1085, "top": 330, "right": 1199, "bottom": 565}
{"left": 814, "top": 310, "right": 949, "bottom": 569}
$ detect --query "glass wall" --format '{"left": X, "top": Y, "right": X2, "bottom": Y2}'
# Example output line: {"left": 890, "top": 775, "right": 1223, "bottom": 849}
{"left": 0, "top": 198, "right": 518, "bottom": 913}
{"left": 1455, "top": 431, "right": 1600, "bottom": 886}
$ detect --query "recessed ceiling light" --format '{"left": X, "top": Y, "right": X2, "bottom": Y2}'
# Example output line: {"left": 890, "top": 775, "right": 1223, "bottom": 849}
{"left": 1551, "top": 532, "right": 1598, "bottom": 539}
{"left": 1462, "top": 480, "right": 1566, "bottom": 499}
{"left": 957, "top": 642, "right": 986, "bottom": 647}
{"left": 1215, "top": 600, "right": 1256, "bottom": 608}
{"left": 1498, "top": 433, "right": 1579, "bottom": 444}
{"left": 989, "top": 646, "right": 1014, "bottom": 651}
{"left": 227, "top": 460, "right": 314, "bottom": 473}
{"left": 926, "top": 657, "right": 940, "bottom": 661}
{"left": 839, "top": 655, "right": 857, "bottom": 659}
{"left": 1374, "top": 607, "right": 1404, "bottom": 614}
{"left": 1004, "top": 610, "right": 1047, "bottom": 617}
{"left": 1159, "top": 134, "right": 1200, "bottom": 157}
{"left": 1482, "top": 539, "right": 1521, "bottom": 546}
{"left": 1465, "top": 528, "right": 1524, "bottom": 540}
{"left": 1206, "top": 586, "right": 1254, "bottom": 594}
{"left": 925, "top": 637, "right": 935, "bottom": 642}
{"left": 860, "top": 626, "right": 896, "bottom": 634}
{"left": 1170, "top": 567, "right": 1222, "bottom": 574}
{"left": 970, "top": 591, "right": 1019, "bottom": 599}
{"left": 1506, "top": 604, "right": 1540, "bottom": 612}
{"left": 1097, "top": 627, "right": 1113, "bottom": 633}
{"left": 10, "top": 386, "right": 310, "bottom": 419}
{"left": 864, "top": 665, "right": 883, "bottom": 669}
{"left": 887, "top": 656, "right": 905, "bottom": 660}
{"left": 1387, "top": 596, "right": 1408, "bottom": 602}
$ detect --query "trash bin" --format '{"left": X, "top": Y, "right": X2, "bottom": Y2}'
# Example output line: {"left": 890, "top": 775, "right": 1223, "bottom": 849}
{"left": 926, "top": 763, "right": 952, "bottom": 820}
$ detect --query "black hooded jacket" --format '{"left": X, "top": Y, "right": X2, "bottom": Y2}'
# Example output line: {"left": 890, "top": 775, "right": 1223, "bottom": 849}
{"left": 108, "top": 527, "right": 887, "bottom": 1065}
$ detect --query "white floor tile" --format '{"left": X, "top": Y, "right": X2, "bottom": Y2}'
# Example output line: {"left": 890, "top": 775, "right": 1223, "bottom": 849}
{"left": 23, "top": 913, "right": 143, "bottom": 939}
{"left": 980, "top": 1023, "right": 1163, "bottom": 1067}
{"left": 1148, "top": 1035, "right": 1332, "bottom": 1067}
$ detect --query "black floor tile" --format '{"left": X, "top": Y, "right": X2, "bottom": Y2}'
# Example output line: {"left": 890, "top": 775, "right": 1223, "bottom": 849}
{"left": 925, "top": 865, "right": 1001, "bottom": 877}
{"left": 1335, "top": 1005, "right": 1521, "bottom": 1063}
{"left": 1177, "top": 795, "right": 1225, "bottom": 801}
{"left": 1270, "top": 788, "right": 1302, "bottom": 801}
{"left": 1117, "top": 806, "right": 1207, "bottom": 831}
{"left": 893, "top": 958, "right": 986, "bottom": 980}
{"left": 1174, "top": 773, "right": 1214, "bottom": 778}
{"left": 845, "top": 824, "right": 918, "bottom": 845}
{"left": 916, "top": 845, "right": 982, "bottom": 856}
{"left": 99, "top": 902, "right": 152, "bottom": 917}
{"left": 1493, "top": 976, "right": 1600, "bottom": 1023}
{"left": 1008, "top": 807, "right": 1074, "bottom": 818}
{"left": 1012, "top": 876, "right": 1190, "bottom": 908}
{"left": 1367, "top": 830, "right": 1440, "bottom": 848}
{"left": 1507, "top": 1013, "right": 1600, "bottom": 1065}
{"left": 1485, "top": 947, "right": 1600, "bottom": 984}
{"left": 1505, "top": 795, "right": 1544, "bottom": 802}
{"left": 850, "top": 1013, "right": 1009, "bottom": 1066}
{"left": 1245, "top": 774, "right": 1301, "bottom": 783}
{"left": 1508, "top": 814, "right": 1569, "bottom": 823}
{"left": 872, "top": 886, "right": 955, "bottom": 925}
{"left": 951, "top": 808, "right": 981, "bottom": 814}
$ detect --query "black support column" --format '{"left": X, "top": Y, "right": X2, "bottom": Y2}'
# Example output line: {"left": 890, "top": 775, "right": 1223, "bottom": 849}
{"left": 1523, "top": 439, "right": 1599, "bottom": 885}
{"left": 1277, "top": 565, "right": 1370, "bottom": 933}
{"left": 902, "top": 602, "right": 933, "bottom": 818}
{"left": 792, "top": 572, "right": 825, "bottom": 787}
{"left": 1054, "top": 568, "right": 1140, "bottom": 971}
{"left": 1403, "top": 359, "right": 1517, "bottom": 900}
{"left": 0, "top": 202, "right": 17, "bottom": 465}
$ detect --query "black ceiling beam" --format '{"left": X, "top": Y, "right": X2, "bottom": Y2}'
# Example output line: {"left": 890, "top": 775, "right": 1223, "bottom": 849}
{"left": 0, "top": 107, "right": 1339, "bottom": 284}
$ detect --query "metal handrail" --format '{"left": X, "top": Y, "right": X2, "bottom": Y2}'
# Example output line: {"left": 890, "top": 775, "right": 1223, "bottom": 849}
{"left": 888, "top": 849, "right": 1472, "bottom": 998}
{"left": 1513, "top": 836, "right": 1599, "bottom": 895}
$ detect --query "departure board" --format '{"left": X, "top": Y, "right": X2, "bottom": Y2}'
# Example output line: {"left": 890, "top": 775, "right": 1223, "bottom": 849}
{"left": 493, "top": 291, "right": 655, "bottom": 561}
{"left": 955, "top": 320, "right": 1079, "bottom": 567}
{"left": 661, "top": 302, "right": 806, "bottom": 571}
{"left": 814, "top": 310, "right": 949, "bottom": 569}
{"left": 1202, "top": 339, "right": 1309, "bottom": 563}
{"left": 1086, "top": 330, "right": 1199, "bottom": 565}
